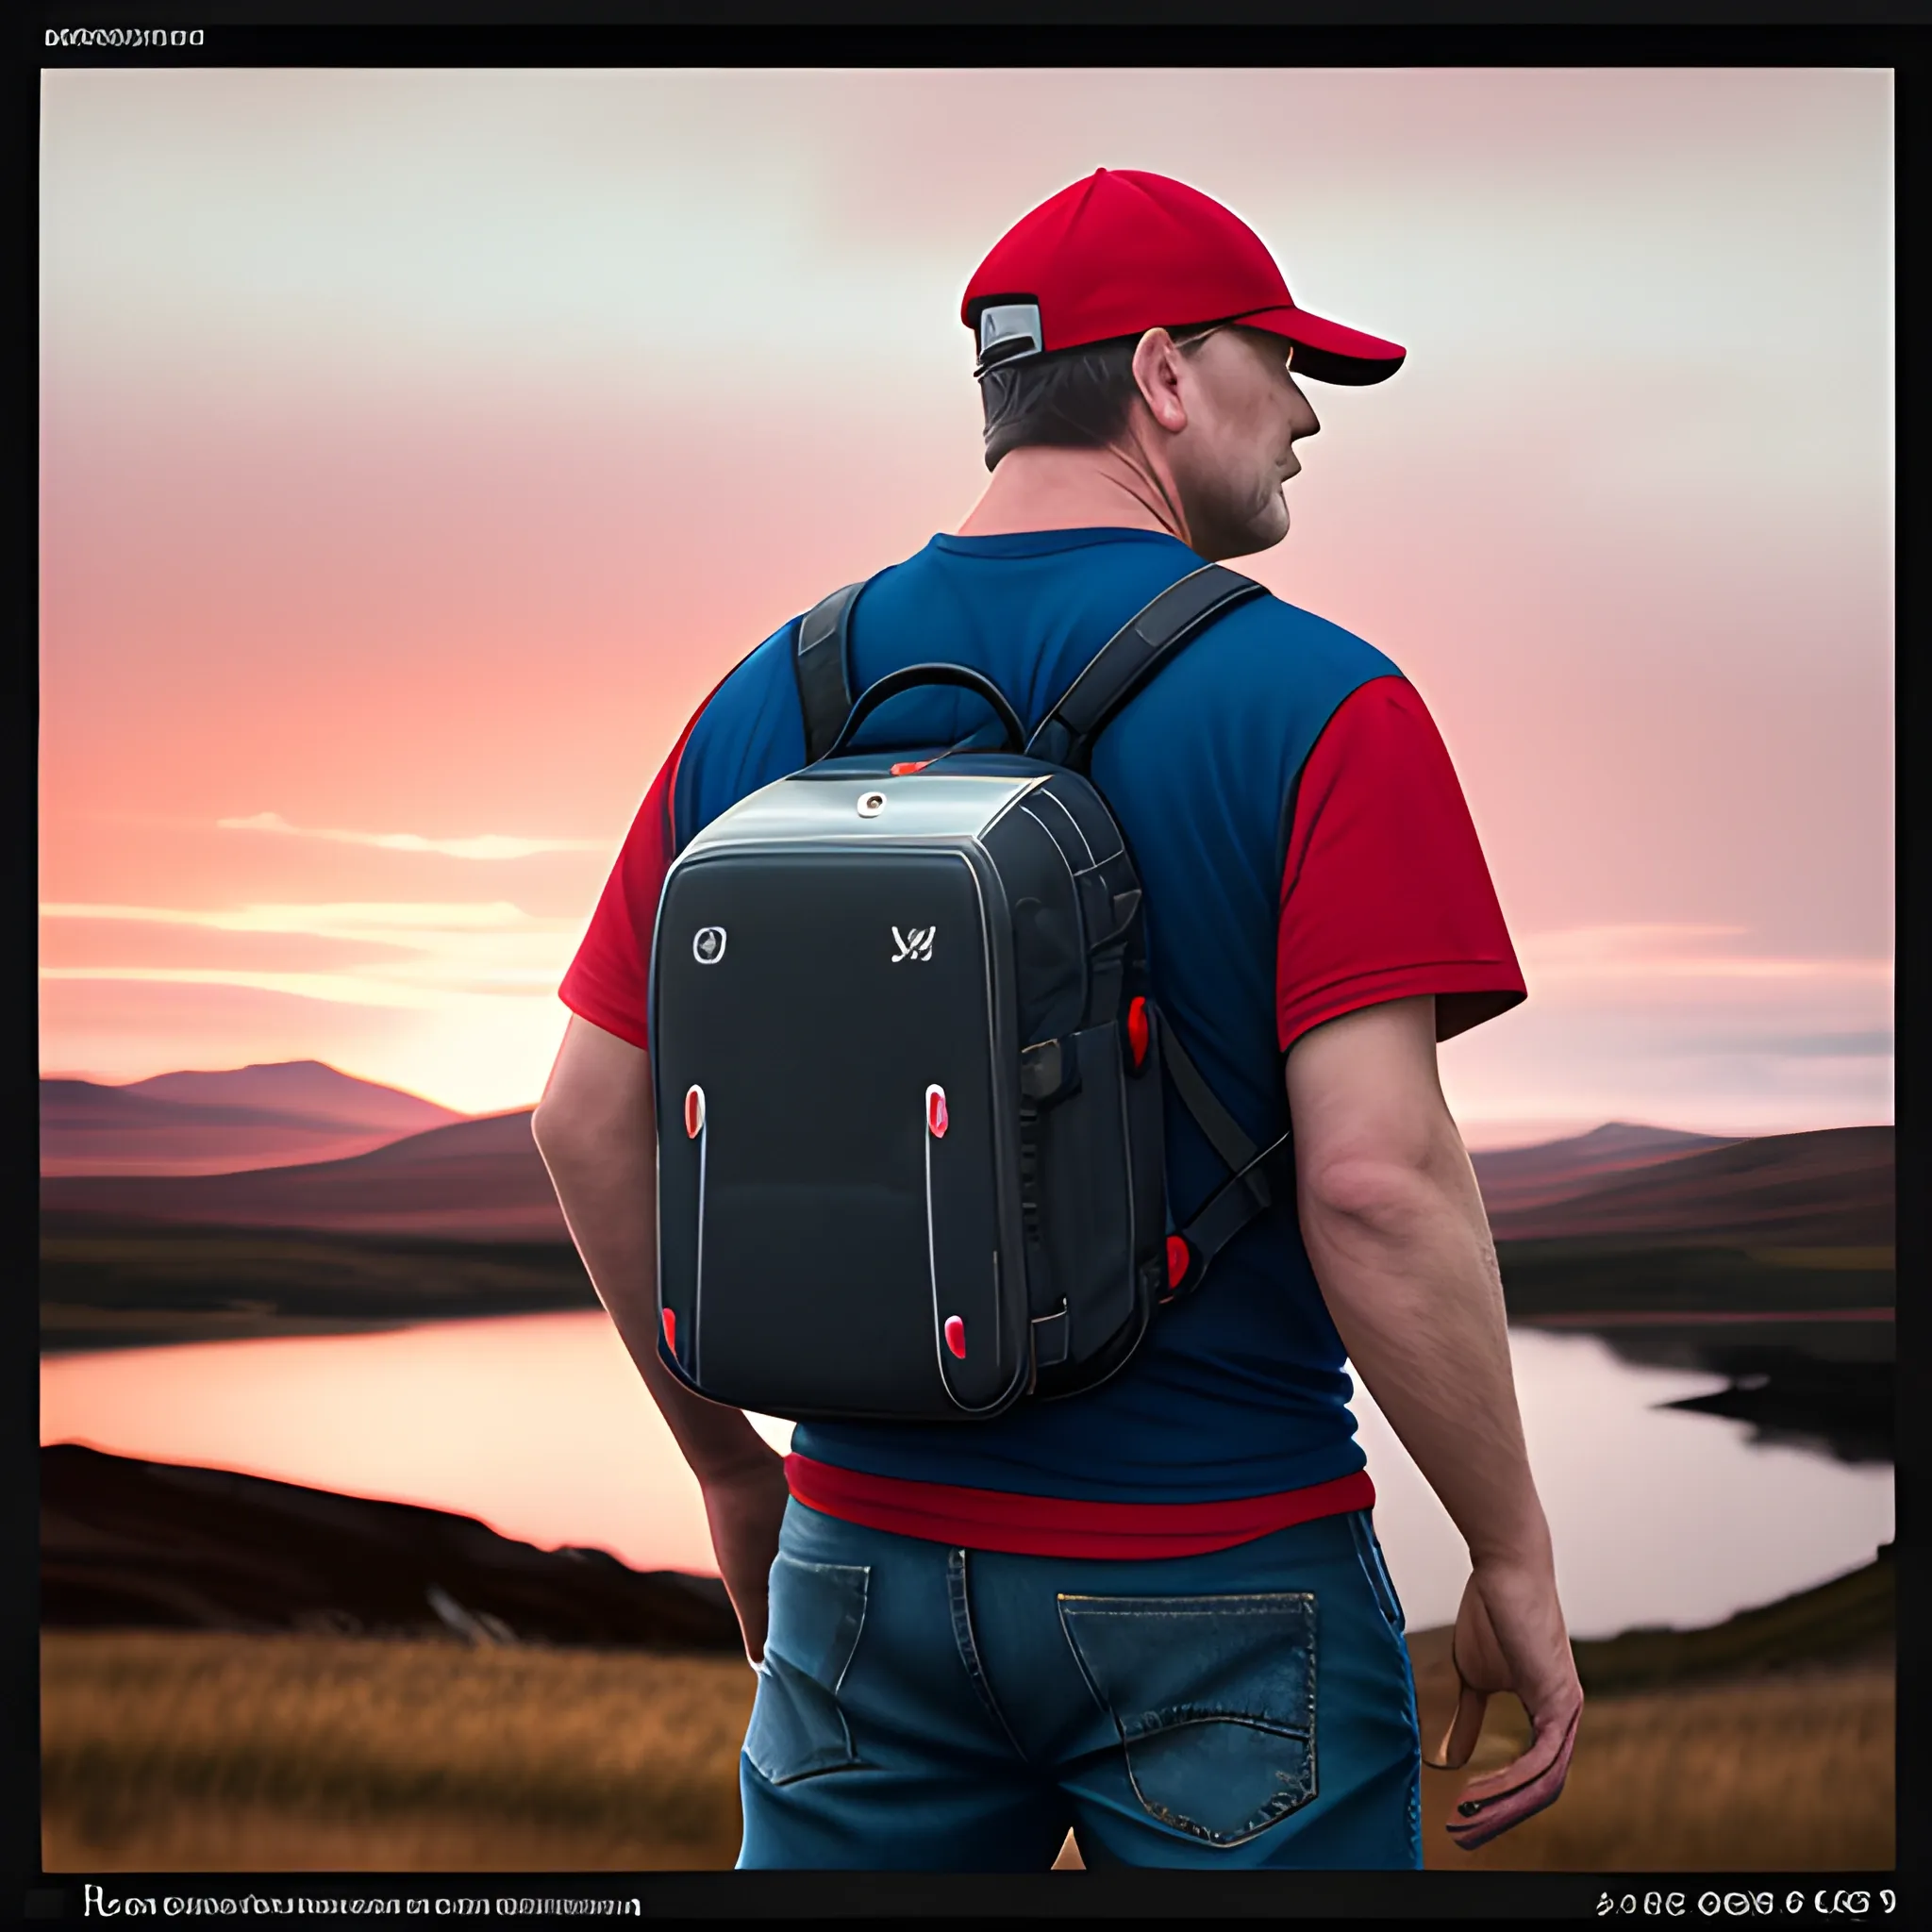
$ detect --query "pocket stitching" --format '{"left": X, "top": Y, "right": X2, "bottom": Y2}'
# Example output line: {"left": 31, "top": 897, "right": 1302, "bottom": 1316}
{"left": 1058, "top": 1591, "right": 1319, "bottom": 1849}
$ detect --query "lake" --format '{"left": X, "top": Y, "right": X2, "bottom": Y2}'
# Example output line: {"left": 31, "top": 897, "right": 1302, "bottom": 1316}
{"left": 39, "top": 1311, "right": 1893, "bottom": 1641}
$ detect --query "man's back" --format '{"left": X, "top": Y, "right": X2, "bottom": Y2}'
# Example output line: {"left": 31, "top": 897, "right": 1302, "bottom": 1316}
{"left": 570, "top": 524, "right": 1520, "bottom": 1524}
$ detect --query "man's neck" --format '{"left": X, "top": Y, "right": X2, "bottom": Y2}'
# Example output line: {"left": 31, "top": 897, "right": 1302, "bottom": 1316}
{"left": 955, "top": 442, "right": 1191, "bottom": 545}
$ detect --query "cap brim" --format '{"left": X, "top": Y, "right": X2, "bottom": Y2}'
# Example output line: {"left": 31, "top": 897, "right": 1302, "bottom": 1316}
{"left": 1235, "top": 305, "right": 1406, "bottom": 386}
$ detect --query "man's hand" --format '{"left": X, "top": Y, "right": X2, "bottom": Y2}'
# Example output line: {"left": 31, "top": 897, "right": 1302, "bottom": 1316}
{"left": 1287, "top": 995, "right": 1582, "bottom": 1850}
{"left": 1428, "top": 1557, "right": 1584, "bottom": 1851}
{"left": 701, "top": 1452, "right": 792, "bottom": 1665}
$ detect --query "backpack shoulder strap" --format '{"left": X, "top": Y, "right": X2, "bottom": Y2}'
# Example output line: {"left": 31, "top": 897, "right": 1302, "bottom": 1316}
{"left": 1158, "top": 1010, "right": 1266, "bottom": 1178}
{"left": 792, "top": 581, "right": 863, "bottom": 763}
{"left": 1021, "top": 563, "right": 1283, "bottom": 1299}
{"left": 1024, "top": 563, "right": 1266, "bottom": 772}
{"left": 1149, "top": 976, "right": 1296, "bottom": 1305}
{"left": 1166, "top": 1128, "right": 1295, "bottom": 1301}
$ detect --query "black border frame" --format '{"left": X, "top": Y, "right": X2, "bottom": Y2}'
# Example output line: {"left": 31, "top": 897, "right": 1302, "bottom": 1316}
{"left": 17, "top": 6, "right": 1918, "bottom": 1915}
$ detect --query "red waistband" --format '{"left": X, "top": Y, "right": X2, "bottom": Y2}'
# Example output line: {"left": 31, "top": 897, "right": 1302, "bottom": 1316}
{"left": 783, "top": 1454, "right": 1375, "bottom": 1559}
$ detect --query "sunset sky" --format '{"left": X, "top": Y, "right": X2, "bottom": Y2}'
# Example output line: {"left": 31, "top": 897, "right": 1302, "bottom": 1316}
{"left": 40, "top": 67, "right": 1893, "bottom": 1140}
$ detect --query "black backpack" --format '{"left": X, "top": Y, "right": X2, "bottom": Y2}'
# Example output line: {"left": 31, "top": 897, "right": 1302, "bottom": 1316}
{"left": 649, "top": 563, "right": 1294, "bottom": 1424}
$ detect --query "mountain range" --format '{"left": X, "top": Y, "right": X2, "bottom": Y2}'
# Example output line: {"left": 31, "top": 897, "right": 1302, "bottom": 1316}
{"left": 40, "top": 1065, "right": 1893, "bottom": 1248}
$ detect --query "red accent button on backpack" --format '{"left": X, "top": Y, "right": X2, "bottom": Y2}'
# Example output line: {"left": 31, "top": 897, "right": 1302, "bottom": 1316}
{"left": 943, "top": 1316, "right": 966, "bottom": 1358}
{"left": 661, "top": 1308, "right": 676, "bottom": 1352}
{"left": 1166, "top": 1234, "right": 1191, "bottom": 1291}
{"left": 683, "top": 1085, "right": 705, "bottom": 1139}
{"left": 1126, "top": 996, "right": 1151, "bottom": 1068}
{"left": 926, "top": 1085, "right": 948, "bottom": 1137}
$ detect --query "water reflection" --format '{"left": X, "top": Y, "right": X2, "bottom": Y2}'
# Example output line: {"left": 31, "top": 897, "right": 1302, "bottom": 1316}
{"left": 1348, "top": 1327, "right": 1891, "bottom": 1636}
{"left": 40, "top": 1312, "right": 721, "bottom": 1577}
{"left": 40, "top": 1314, "right": 1893, "bottom": 1641}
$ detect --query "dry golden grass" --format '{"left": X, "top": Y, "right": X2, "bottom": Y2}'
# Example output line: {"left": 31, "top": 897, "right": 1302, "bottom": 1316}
{"left": 45, "top": 1627, "right": 1893, "bottom": 1874}
{"left": 1051, "top": 1664, "right": 1895, "bottom": 1873}
{"left": 1410, "top": 1660, "right": 1895, "bottom": 1872}
{"left": 42, "top": 1630, "right": 757, "bottom": 1872}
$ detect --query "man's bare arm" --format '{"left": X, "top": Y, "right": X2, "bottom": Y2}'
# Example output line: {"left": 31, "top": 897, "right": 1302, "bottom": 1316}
{"left": 1287, "top": 995, "right": 1583, "bottom": 1849}
{"left": 531, "top": 1014, "right": 789, "bottom": 1661}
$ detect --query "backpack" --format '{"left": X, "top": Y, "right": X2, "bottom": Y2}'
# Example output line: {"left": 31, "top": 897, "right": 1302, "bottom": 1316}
{"left": 649, "top": 562, "right": 1295, "bottom": 1423}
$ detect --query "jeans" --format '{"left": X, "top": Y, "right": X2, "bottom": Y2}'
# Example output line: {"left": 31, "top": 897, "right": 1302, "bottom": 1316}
{"left": 737, "top": 1498, "right": 1424, "bottom": 1870}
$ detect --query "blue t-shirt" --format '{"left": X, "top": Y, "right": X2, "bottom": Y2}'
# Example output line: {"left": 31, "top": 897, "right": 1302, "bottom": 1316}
{"left": 659, "top": 527, "right": 1399, "bottom": 1504}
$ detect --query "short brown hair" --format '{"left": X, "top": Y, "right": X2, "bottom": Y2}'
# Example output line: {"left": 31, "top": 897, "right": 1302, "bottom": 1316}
{"left": 977, "top": 326, "right": 1219, "bottom": 473}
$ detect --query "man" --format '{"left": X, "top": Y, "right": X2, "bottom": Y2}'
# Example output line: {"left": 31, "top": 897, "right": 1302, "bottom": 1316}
{"left": 534, "top": 168, "right": 1582, "bottom": 1870}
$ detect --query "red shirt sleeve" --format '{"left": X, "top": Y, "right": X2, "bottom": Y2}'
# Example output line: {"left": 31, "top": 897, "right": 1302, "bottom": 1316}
{"left": 1276, "top": 675, "right": 1525, "bottom": 1052}
{"left": 558, "top": 699, "right": 711, "bottom": 1053}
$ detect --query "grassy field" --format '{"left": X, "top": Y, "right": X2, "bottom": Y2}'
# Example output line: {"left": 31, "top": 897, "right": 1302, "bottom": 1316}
{"left": 1412, "top": 1668, "right": 1894, "bottom": 1872}
{"left": 42, "top": 1625, "right": 1892, "bottom": 1874}
{"left": 1404, "top": 1625, "right": 1893, "bottom": 1872}
{"left": 42, "top": 1632, "right": 756, "bottom": 1872}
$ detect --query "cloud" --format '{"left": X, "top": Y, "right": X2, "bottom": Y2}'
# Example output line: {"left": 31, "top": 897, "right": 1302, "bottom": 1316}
{"left": 37, "top": 965, "right": 453, "bottom": 1011}
{"left": 217, "top": 811, "right": 608, "bottom": 861}
{"left": 41, "top": 899, "right": 568, "bottom": 932}
{"left": 1438, "top": 924, "right": 1892, "bottom": 1137}
{"left": 1515, "top": 924, "right": 1892, "bottom": 990}
{"left": 39, "top": 899, "right": 585, "bottom": 1008}
{"left": 1667, "top": 1029, "right": 1895, "bottom": 1061}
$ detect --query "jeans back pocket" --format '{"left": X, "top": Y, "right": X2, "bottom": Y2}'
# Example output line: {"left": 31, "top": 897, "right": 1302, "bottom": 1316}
{"left": 743, "top": 1552, "right": 870, "bottom": 1786}
{"left": 1058, "top": 1591, "right": 1317, "bottom": 1848}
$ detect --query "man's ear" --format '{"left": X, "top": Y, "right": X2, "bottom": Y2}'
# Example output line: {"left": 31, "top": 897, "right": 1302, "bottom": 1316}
{"left": 1130, "top": 328, "right": 1191, "bottom": 434}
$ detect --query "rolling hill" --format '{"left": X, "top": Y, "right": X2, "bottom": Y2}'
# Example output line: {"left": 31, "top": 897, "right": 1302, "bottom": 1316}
{"left": 119, "top": 1061, "right": 461, "bottom": 1131}
{"left": 1482, "top": 1125, "right": 1894, "bottom": 1248}
{"left": 42, "top": 1063, "right": 466, "bottom": 1178}
{"left": 1468, "top": 1122, "right": 1740, "bottom": 1218}
{"left": 41, "top": 1444, "right": 739, "bottom": 1651}
{"left": 42, "top": 1109, "right": 564, "bottom": 1241}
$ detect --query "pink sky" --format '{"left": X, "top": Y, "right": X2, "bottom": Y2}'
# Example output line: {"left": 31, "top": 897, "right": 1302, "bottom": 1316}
{"left": 39, "top": 68, "right": 1892, "bottom": 1139}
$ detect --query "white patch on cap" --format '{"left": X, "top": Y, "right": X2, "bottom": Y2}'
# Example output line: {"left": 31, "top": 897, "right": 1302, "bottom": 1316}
{"left": 978, "top": 302, "right": 1041, "bottom": 358}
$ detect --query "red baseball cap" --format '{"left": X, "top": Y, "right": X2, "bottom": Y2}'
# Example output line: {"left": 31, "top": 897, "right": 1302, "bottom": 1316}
{"left": 963, "top": 168, "right": 1405, "bottom": 387}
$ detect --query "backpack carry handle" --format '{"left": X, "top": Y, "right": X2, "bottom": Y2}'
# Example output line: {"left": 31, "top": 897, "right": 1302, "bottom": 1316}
{"left": 795, "top": 565, "right": 1264, "bottom": 773}
{"left": 819, "top": 662, "right": 1028, "bottom": 761}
